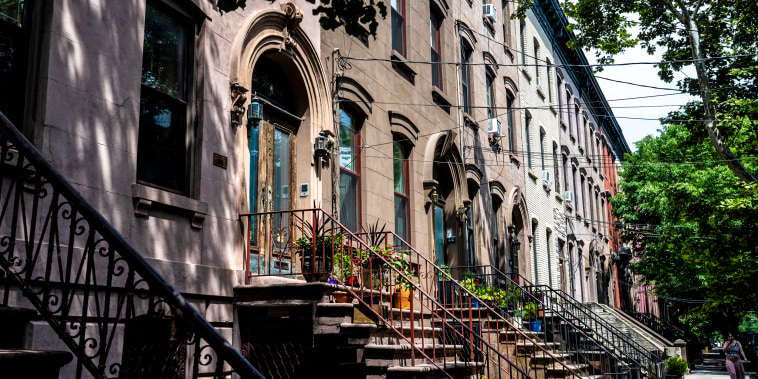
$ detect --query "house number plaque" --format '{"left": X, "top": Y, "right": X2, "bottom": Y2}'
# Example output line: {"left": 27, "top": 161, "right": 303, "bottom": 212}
{"left": 213, "top": 153, "right": 228, "bottom": 169}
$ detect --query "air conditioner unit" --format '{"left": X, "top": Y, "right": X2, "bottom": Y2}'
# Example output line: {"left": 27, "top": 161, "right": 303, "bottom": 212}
{"left": 564, "top": 191, "right": 575, "bottom": 202}
{"left": 537, "top": 77, "right": 544, "bottom": 89}
{"left": 541, "top": 170, "right": 551, "bottom": 182}
{"left": 483, "top": 4, "right": 497, "bottom": 23}
{"left": 487, "top": 118, "right": 502, "bottom": 136}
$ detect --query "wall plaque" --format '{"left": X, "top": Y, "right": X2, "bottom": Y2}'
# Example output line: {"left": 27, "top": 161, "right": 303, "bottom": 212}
{"left": 213, "top": 153, "right": 227, "bottom": 169}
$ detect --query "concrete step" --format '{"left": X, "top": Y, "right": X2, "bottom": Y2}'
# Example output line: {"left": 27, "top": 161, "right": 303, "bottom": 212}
{"left": 0, "top": 349, "right": 73, "bottom": 379}
{"left": 0, "top": 306, "right": 36, "bottom": 349}
{"left": 385, "top": 361, "right": 483, "bottom": 378}
{"left": 363, "top": 343, "right": 465, "bottom": 368}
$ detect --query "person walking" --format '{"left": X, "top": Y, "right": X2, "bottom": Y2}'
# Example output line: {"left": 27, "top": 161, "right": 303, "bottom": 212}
{"left": 723, "top": 332, "right": 748, "bottom": 379}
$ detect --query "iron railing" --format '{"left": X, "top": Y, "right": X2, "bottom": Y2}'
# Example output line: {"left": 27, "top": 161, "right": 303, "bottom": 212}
{"left": 628, "top": 311, "right": 684, "bottom": 342}
{"left": 242, "top": 212, "right": 592, "bottom": 378}
{"left": 0, "top": 111, "right": 263, "bottom": 378}
{"left": 448, "top": 265, "right": 635, "bottom": 378}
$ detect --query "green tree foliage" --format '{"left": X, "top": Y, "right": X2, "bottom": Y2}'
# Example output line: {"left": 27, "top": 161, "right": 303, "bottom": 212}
{"left": 556, "top": 0, "right": 758, "bottom": 183}
{"left": 612, "top": 121, "right": 758, "bottom": 336}
{"left": 217, "top": 0, "right": 386, "bottom": 39}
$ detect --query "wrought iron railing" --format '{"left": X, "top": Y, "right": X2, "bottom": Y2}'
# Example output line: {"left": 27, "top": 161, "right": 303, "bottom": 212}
{"left": 242, "top": 212, "right": 591, "bottom": 378}
{"left": 628, "top": 311, "right": 684, "bottom": 342}
{"left": 0, "top": 111, "right": 263, "bottom": 378}
{"left": 464, "top": 266, "right": 666, "bottom": 379}
{"left": 448, "top": 265, "right": 635, "bottom": 378}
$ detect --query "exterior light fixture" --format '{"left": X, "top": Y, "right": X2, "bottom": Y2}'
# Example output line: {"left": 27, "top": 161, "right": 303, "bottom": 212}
{"left": 247, "top": 96, "right": 263, "bottom": 128}
{"left": 314, "top": 134, "right": 330, "bottom": 157}
{"left": 456, "top": 203, "right": 469, "bottom": 221}
{"left": 510, "top": 232, "right": 521, "bottom": 252}
{"left": 430, "top": 189, "right": 439, "bottom": 204}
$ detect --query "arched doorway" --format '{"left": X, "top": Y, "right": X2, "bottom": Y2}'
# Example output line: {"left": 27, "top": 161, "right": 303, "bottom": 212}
{"left": 505, "top": 187, "right": 530, "bottom": 282}
{"left": 423, "top": 131, "right": 466, "bottom": 272}
{"left": 231, "top": 5, "right": 330, "bottom": 279}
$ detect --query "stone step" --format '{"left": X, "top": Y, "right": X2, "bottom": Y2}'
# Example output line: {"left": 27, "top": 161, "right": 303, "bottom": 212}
{"left": 363, "top": 343, "right": 465, "bottom": 368}
{"left": 385, "top": 361, "right": 484, "bottom": 378}
{"left": 0, "top": 349, "right": 73, "bottom": 379}
{"left": 545, "top": 362, "right": 590, "bottom": 376}
{"left": 0, "top": 306, "right": 37, "bottom": 349}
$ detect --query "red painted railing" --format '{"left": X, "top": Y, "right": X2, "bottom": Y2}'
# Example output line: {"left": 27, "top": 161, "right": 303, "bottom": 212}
{"left": 242, "top": 209, "right": 589, "bottom": 378}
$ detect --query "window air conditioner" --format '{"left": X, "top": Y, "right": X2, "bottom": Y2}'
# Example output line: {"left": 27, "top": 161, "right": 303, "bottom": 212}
{"left": 537, "top": 77, "right": 544, "bottom": 89}
{"left": 564, "top": 191, "right": 575, "bottom": 203}
{"left": 487, "top": 118, "right": 502, "bottom": 136}
{"left": 541, "top": 170, "right": 551, "bottom": 182}
{"left": 483, "top": 4, "right": 497, "bottom": 23}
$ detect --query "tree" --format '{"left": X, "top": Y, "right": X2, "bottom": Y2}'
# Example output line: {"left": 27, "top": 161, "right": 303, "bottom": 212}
{"left": 558, "top": 0, "right": 758, "bottom": 183}
{"left": 612, "top": 121, "right": 758, "bottom": 335}
{"left": 217, "top": 0, "right": 387, "bottom": 39}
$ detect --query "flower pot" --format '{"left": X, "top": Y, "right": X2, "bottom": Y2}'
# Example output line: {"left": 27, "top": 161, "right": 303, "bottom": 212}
{"left": 511, "top": 316, "right": 523, "bottom": 327}
{"left": 529, "top": 321, "right": 542, "bottom": 332}
{"left": 392, "top": 285, "right": 412, "bottom": 310}
{"left": 300, "top": 247, "right": 333, "bottom": 282}
{"left": 333, "top": 291, "right": 351, "bottom": 303}
{"left": 362, "top": 262, "right": 387, "bottom": 290}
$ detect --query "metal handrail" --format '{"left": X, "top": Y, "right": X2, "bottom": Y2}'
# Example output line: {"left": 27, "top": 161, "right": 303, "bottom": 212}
{"left": 0, "top": 112, "right": 263, "bottom": 379}
{"left": 628, "top": 311, "right": 684, "bottom": 341}
{"left": 447, "top": 265, "right": 634, "bottom": 378}
{"left": 455, "top": 265, "right": 666, "bottom": 378}
{"left": 242, "top": 212, "right": 590, "bottom": 378}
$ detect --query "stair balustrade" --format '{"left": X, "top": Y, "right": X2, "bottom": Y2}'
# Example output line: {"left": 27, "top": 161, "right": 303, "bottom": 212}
{"left": 0, "top": 112, "right": 263, "bottom": 379}
{"left": 241, "top": 211, "right": 589, "bottom": 378}
{"left": 627, "top": 311, "right": 684, "bottom": 342}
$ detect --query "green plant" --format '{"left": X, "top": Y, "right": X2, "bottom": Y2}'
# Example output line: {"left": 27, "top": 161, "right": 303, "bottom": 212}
{"left": 665, "top": 355, "right": 688, "bottom": 376}
{"left": 523, "top": 302, "right": 539, "bottom": 321}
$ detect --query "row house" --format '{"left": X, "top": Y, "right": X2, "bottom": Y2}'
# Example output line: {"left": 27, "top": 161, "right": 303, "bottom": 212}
{"left": 0, "top": 0, "right": 638, "bottom": 376}
{"left": 528, "top": 0, "right": 631, "bottom": 304}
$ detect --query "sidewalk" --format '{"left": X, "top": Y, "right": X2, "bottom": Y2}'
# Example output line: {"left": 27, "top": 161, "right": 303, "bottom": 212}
{"left": 686, "top": 370, "right": 758, "bottom": 378}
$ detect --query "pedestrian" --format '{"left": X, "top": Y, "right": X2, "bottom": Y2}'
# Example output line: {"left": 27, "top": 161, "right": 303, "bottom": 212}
{"left": 723, "top": 332, "right": 749, "bottom": 379}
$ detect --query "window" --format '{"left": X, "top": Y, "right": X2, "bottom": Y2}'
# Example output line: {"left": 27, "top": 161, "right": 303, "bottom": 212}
{"left": 501, "top": 0, "right": 510, "bottom": 43}
{"left": 546, "top": 230, "right": 553, "bottom": 287}
{"left": 460, "top": 42, "right": 472, "bottom": 114}
{"left": 539, "top": 129, "right": 545, "bottom": 170}
{"left": 557, "top": 76, "right": 564, "bottom": 123}
{"left": 525, "top": 113, "right": 532, "bottom": 169}
{"left": 562, "top": 154, "right": 569, "bottom": 192}
{"left": 391, "top": 0, "right": 406, "bottom": 56}
{"left": 506, "top": 92, "right": 515, "bottom": 151}
{"left": 546, "top": 59, "right": 553, "bottom": 102}
{"left": 137, "top": 3, "right": 193, "bottom": 194}
{"left": 339, "top": 109, "right": 361, "bottom": 231}
{"left": 491, "top": 200, "right": 500, "bottom": 259}
{"left": 486, "top": 70, "right": 495, "bottom": 119}
{"left": 533, "top": 40, "right": 540, "bottom": 80}
{"left": 566, "top": 92, "right": 573, "bottom": 134}
{"left": 553, "top": 144, "right": 560, "bottom": 192}
{"left": 575, "top": 106, "right": 582, "bottom": 146}
{"left": 580, "top": 175, "right": 587, "bottom": 216}
{"left": 430, "top": 10, "right": 442, "bottom": 89}
{"left": 393, "top": 140, "right": 410, "bottom": 242}
{"left": 519, "top": 22, "right": 526, "bottom": 65}
{"left": 0, "top": 0, "right": 29, "bottom": 128}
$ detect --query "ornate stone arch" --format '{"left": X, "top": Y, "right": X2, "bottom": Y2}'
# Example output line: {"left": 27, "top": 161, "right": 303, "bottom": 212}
{"left": 229, "top": 4, "right": 330, "bottom": 131}
{"left": 423, "top": 131, "right": 466, "bottom": 204}
{"left": 389, "top": 111, "right": 419, "bottom": 145}
{"left": 338, "top": 76, "right": 374, "bottom": 117}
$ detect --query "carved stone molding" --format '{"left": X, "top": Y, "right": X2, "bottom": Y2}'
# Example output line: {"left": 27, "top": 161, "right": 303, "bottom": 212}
{"left": 281, "top": 3, "right": 304, "bottom": 49}
{"left": 230, "top": 82, "right": 249, "bottom": 129}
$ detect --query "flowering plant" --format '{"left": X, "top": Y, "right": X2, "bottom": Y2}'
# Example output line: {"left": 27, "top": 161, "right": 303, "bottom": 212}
{"left": 366, "top": 244, "right": 414, "bottom": 290}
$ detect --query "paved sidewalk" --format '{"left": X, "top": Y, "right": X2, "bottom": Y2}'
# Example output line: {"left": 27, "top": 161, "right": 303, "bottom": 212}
{"left": 686, "top": 370, "right": 758, "bottom": 378}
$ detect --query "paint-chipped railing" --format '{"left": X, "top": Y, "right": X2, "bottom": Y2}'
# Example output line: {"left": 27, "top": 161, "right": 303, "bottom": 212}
{"left": 243, "top": 211, "right": 588, "bottom": 378}
{"left": 0, "top": 111, "right": 263, "bottom": 378}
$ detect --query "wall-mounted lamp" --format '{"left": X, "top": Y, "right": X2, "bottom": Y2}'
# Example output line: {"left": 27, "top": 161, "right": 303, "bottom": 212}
{"left": 247, "top": 96, "right": 263, "bottom": 128}
{"left": 510, "top": 232, "right": 521, "bottom": 252}
{"left": 314, "top": 134, "right": 330, "bottom": 157}
{"left": 430, "top": 189, "right": 439, "bottom": 204}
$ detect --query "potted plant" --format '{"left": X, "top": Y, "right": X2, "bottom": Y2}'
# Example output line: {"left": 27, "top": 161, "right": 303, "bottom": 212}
{"left": 665, "top": 355, "right": 687, "bottom": 378}
{"left": 294, "top": 212, "right": 340, "bottom": 282}
{"left": 511, "top": 309, "right": 524, "bottom": 327}
{"left": 524, "top": 301, "right": 542, "bottom": 332}
{"left": 460, "top": 274, "right": 482, "bottom": 308}
{"left": 437, "top": 265, "right": 457, "bottom": 306}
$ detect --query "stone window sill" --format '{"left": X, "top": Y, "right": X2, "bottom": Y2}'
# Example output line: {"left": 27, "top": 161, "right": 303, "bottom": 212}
{"left": 431, "top": 86, "right": 452, "bottom": 113}
{"left": 132, "top": 183, "right": 208, "bottom": 229}
{"left": 391, "top": 50, "right": 416, "bottom": 84}
{"left": 527, "top": 169, "right": 539, "bottom": 180}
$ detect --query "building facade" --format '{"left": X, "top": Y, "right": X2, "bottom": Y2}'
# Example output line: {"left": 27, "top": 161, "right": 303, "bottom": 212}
{"left": 517, "top": 7, "right": 565, "bottom": 288}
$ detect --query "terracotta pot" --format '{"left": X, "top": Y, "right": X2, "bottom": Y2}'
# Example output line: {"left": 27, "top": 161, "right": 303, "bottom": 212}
{"left": 333, "top": 291, "right": 351, "bottom": 303}
{"left": 392, "top": 285, "right": 412, "bottom": 310}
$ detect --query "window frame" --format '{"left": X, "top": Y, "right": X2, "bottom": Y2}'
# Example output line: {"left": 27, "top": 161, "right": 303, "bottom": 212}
{"left": 393, "top": 138, "right": 411, "bottom": 243}
{"left": 506, "top": 91, "right": 515, "bottom": 151}
{"left": 486, "top": 69, "right": 495, "bottom": 119}
{"left": 525, "top": 113, "right": 532, "bottom": 169}
{"left": 136, "top": 2, "right": 196, "bottom": 196}
{"left": 460, "top": 41, "right": 473, "bottom": 115}
{"left": 430, "top": 9, "right": 443, "bottom": 90}
{"left": 391, "top": 0, "right": 407, "bottom": 57}
{"left": 339, "top": 108, "right": 362, "bottom": 232}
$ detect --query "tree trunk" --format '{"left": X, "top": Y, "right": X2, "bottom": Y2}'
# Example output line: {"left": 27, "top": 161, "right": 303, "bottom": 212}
{"left": 684, "top": 16, "right": 758, "bottom": 183}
